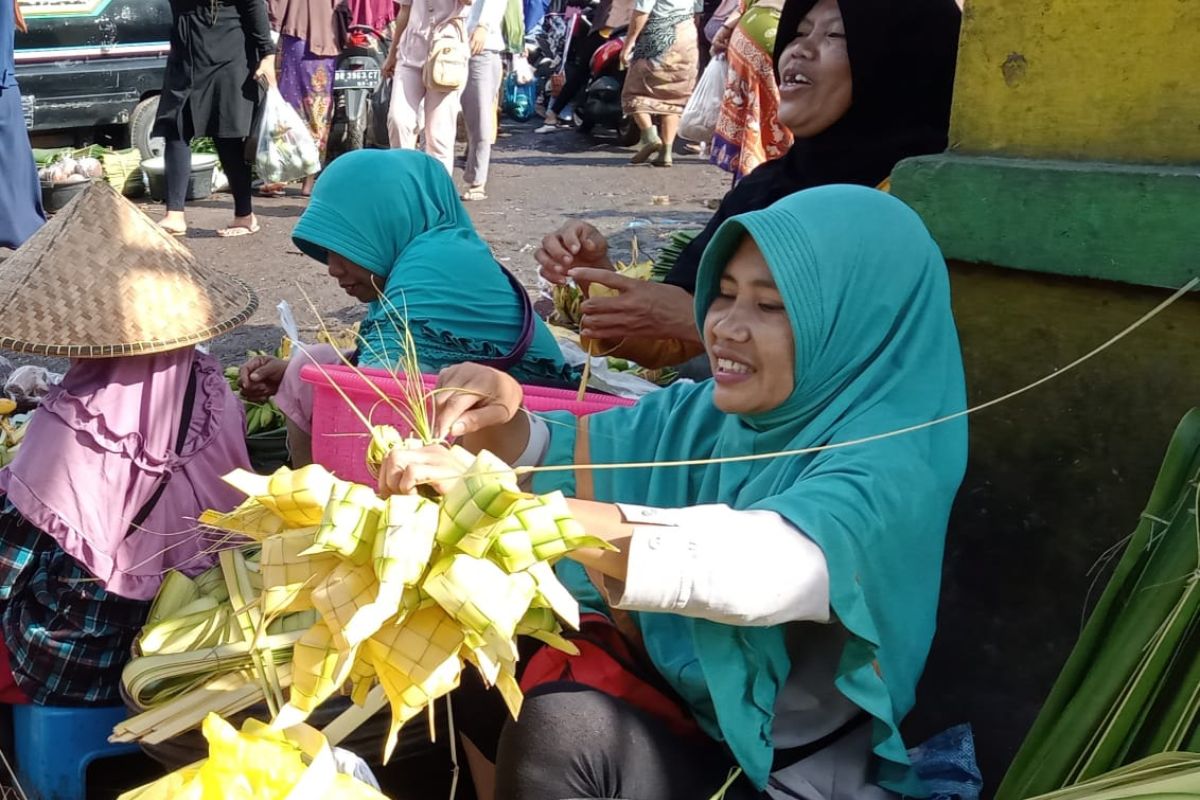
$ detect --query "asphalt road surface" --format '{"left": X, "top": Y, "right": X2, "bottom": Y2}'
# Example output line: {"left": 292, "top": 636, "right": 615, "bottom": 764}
{"left": 152, "top": 119, "right": 728, "bottom": 368}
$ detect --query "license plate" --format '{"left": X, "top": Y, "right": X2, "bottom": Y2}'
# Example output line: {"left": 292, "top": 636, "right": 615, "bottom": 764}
{"left": 20, "top": 94, "right": 34, "bottom": 128}
{"left": 334, "top": 69, "right": 380, "bottom": 89}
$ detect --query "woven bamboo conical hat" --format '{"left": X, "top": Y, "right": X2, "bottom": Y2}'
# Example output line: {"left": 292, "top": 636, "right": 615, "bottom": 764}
{"left": 0, "top": 181, "right": 257, "bottom": 358}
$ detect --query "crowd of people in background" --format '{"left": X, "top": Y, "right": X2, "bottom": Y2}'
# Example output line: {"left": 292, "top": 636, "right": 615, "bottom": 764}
{"left": 0, "top": 0, "right": 971, "bottom": 251}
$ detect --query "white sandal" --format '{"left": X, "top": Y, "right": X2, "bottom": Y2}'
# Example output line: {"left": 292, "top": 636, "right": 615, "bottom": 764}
{"left": 461, "top": 186, "right": 487, "bottom": 201}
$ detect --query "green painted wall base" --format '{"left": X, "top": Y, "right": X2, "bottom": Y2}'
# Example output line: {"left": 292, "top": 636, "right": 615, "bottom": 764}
{"left": 890, "top": 154, "right": 1200, "bottom": 289}
{"left": 903, "top": 263, "right": 1200, "bottom": 793}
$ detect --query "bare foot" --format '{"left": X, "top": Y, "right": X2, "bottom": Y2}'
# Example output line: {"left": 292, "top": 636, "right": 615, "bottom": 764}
{"left": 159, "top": 211, "right": 187, "bottom": 236}
{"left": 216, "top": 214, "right": 261, "bottom": 238}
{"left": 300, "top": 175, "right": 316, "bottom": 197}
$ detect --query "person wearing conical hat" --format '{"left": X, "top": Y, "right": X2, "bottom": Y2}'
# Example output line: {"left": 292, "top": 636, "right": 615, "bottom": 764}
{"left": 0, "top": 0, "right": 45, "bottom": 249}
{"left": 0, "top": 182, "right": 257, "bottom": 704}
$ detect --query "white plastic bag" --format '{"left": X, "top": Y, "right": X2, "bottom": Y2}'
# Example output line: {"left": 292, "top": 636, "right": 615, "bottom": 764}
{"left": 255, "top": 87, "right": 321, "bottom": 184}
{"left": 679, "top": 56, "right": 728, "bottom": 143}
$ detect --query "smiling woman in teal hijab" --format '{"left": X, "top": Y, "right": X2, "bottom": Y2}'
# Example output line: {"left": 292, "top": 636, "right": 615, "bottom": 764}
{"left": 239, "top": 149, "right": 576, "bottom": 461}
{"left": 378, "top": 185, "right": 968, "bottom": 799}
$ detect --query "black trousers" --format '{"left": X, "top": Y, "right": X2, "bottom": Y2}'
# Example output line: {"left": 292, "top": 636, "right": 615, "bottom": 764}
{"left": 455, "top": 676, "right": 765, "bottom": 800}
{"left": 163, "top": 118, "right": 253, "bottom": 217}
{"left": 550, "top": 31, "right": 608, "bottom": 116}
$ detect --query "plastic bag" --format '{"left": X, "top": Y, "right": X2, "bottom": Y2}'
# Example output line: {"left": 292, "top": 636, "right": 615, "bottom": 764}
{"left": 4, "top": 365, "right": 63, "bottom": 406}
{"left": 255, "top": 87, "right": 322, "bottom": 185}
{"left": 118, "top": 714, "right": 386, "bottom": 800}
{"left": 679, "top": 56, "right": 728, "bottom": 143}
{"left": 503, "top": 71, "right": 538, "bottom": 121}
{"left": 512, "top": 54, "right": 536, "bottom": 85}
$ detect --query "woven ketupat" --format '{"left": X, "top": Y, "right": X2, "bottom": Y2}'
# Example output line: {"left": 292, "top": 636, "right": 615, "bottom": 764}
{"left": 305, "top": 483, "right": 383, "bottom": 564}
{"left": 311, "top": 561, "right": 389, "bottom": 651}
{"left": 259, "top": 527, "right": 336, "bottom": 614}
{"left": 288, "top": 620, "right": 357, "bottom": 715}
{"left": 423, "top": 554, "right": 537, "bottom": 664}
{"left": 436, "top": 450, "right": 525, "bottom": 551}
{"left": 193, "top": 446, "right": 616, "bottom": 762}
{"left": 364, "top": 607, "right": 465, "bottom": 760}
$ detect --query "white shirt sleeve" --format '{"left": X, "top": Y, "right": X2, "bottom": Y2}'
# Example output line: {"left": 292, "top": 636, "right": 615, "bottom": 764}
{"left": 606, "top": 504, "right": 831, "bottom": 627}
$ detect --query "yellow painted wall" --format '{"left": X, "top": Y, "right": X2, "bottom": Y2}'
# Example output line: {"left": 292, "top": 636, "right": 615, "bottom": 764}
{"left": 950, "top": 0, "right": 1200, "bottom": 164}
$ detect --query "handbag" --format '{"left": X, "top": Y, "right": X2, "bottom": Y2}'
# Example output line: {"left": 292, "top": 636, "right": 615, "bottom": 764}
{"left": 422, "top": 14, "right": 470, "bottom": 91}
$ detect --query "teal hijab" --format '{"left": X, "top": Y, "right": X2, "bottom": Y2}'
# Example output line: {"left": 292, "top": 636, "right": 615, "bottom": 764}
{"left": 534, "top": 186, "right": 968, "bottom": 794}
{"left": 291, "top": 150, "right": 573, "bottom": 384}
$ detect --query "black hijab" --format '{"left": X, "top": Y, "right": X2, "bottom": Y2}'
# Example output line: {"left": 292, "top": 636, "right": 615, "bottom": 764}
{"left": 664, "top": 0, "right": 962, "bottom": 293}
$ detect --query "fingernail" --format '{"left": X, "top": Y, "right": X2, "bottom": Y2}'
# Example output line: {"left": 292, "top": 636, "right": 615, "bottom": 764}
{"left": 451, "top": 421, "right": 466, "bottom": 436}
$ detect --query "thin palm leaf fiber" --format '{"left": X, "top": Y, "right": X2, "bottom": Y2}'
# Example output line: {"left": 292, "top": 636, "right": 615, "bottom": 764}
{"left": 996, "top": 409, "right": 1200, "bottom": 799}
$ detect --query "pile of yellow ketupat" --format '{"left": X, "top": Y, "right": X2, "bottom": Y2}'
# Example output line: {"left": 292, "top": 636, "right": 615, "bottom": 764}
{"left": 118, "top": 437, "right": 610, "bottom": 796}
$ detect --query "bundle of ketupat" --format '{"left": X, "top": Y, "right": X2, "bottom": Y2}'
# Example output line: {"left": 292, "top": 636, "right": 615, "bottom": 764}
{"left": 118, "top": 436, "right": 612, "bottom": 762}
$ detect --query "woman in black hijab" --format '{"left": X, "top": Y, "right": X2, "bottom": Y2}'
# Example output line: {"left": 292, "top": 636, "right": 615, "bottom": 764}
{"left": 536, "top": 0, "right": 961, "bottom": 368}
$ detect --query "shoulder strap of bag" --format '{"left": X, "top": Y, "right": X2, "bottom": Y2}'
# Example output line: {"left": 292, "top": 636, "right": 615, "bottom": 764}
{"left": 128, "top": 365, "right": 199, "bottom": 533}
{"left": 473, "top": 265, "right": 537, "bottom": 372}
{"left": 573, "top": 415, "right": 593, "bottom": 500}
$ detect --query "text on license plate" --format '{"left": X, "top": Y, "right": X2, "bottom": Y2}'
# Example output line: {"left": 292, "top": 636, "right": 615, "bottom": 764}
{"left": 334, "top": 69, "right": 381, "bottom": 88}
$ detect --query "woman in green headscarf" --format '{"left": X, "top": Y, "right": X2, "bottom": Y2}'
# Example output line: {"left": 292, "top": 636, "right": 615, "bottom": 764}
{"left": 239, "top": 149, "right": 576, "bottom": 464}
{"left": 378, "top": 185, "right": 967, "bottom": 799}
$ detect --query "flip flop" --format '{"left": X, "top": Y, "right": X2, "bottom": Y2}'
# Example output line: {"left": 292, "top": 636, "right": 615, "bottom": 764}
{"left": 461, "top": 186, "right": 488, "bottom": 201}
{"left": 158, "top": 223, "right": 187, "bottom": 237}
{"left": 216, "top": 222, "right": 261, "bottom": 238}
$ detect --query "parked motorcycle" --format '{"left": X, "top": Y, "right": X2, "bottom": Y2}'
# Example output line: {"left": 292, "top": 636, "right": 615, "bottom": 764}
{"left": 326, "top": 25, "right": 389, "bottom": 160}
{"left": 574, "top": 28, "right": 639, "bottom": 146}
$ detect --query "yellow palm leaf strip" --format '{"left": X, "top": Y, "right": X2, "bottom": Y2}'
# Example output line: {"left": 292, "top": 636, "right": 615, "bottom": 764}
{"left": 302, "top": 483, "right": 383, "bottom": 565}
{"left": 460, "top": 628, "right": 508, "bottom": 688}
{"left": 436, "top": 448, "right": 525, "bottom": 552}
{"left": 192, "top": 563, "right": 229, "bottom": 603}
{"left": 516, "top": 606, "right": 579, "bottom": 655}
{"left": 144, "top": 571, "right": 200, "bottom": 627}
{"left": 259, "top": 527, "right": 337, "bottom": 615}
{"left": 524, "top": 560, "right": 581, "bottom": 630}
{"left": 128, "top": 664, "right": 295, "bottom": 746}
{"left": 120, "top": 629, "right": 306, "bottom": 710}
{"left": 348, "top": 652, "right": 378, "bottom": 707}
{"left": 365, "top": 607, "right": 465, "bottom": 762}
{"left": 220, "top": 548, "right": 284, "bottom": 715}
{"left": 422, "top": 554, "right": 537, "bottom": 664}
{"left": 493, "top": 665, "right": 524, "bottom": 720}
{"left": 198, "top": 497, "right": 289, "bottom": 541}
{"left": 311, "top": 560, "right": 395, "bottom": 651}
{"left": 137, "top": 599, "right": 233, "bottom": 655}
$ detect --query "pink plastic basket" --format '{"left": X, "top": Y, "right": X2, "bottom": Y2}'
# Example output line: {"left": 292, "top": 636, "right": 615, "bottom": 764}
{"left": 301, "top": 364, "right": 635, "bottom": 484}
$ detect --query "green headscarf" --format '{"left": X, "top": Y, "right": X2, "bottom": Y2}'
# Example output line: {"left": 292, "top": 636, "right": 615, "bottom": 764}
{"left": 533, "top": 186, "right": 968, "bottom": 793}
{"left": 291, "top": 150, "right": 573, "bottom": 384}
